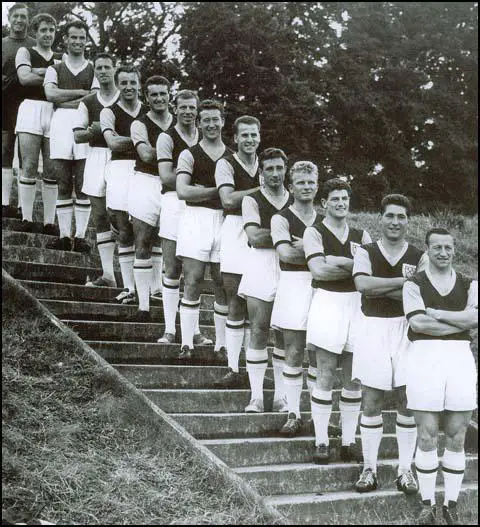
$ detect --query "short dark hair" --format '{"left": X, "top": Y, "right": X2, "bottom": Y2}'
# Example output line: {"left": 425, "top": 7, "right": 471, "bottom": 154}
{"left": 114, "top": 65, "right": 141, "bottom": 85}
{"left": 8, "top": 3, "right": 28, "bottom": 18}
{"left": 198, "top": 99, "right": 224, "bottom": 119}
{"left": 174, "top": 89, "right": 199, "bottom": 107}
{"left": 380, "top": 194, "right": 412, "bottom": 217}
{"left": 258, "top": 147, "right": 288, "bottom": 170}
{"left": 64, "top": 20, "right": 89, "bottom": 37}
{"left": 233, "top": 115, "right": 261, "bottom": 134}
{"left": 93, "top": 52, "right": 116, "bottom": 67}
{"left": 144, "top": 75, "right": 170, "bottom": 94}
{"left": 322, "top": 178, "right": 352, "bottom": 200}
{"left": 425, "top": 227, "right": 452, "bottom": 245}
{"left": 30, "top": 13, "right": 56, "bottom": 32}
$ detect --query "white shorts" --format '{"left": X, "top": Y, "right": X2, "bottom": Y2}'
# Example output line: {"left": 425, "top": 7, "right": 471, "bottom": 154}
{"left": 238, "top": 247, "right": 280, "bottom": 303}
{"left": 105, "top": 159, "right": 135, "bottom": 212}
{"left": 220, "top": 214, "right": 249, "bottom": 275}
{"left": 81, "top": 146, "right": 111, "bottom": 197}
{"left": 352, "top": 316, "right": 409, "bottom": 391}
{"left": 307, "top": 289, "right": 362, "bottom": 355}
{"left": 406, "top": 340, "right": 477, "bottom": 412}
{"left": 128, "top": 171, "right": 162, "bottom": 227}
{"left": 271, "top": 271, "right": 313, "bottom": 331}
{"left": 15, "top": 99, "right": 54, "bottom": 138}
{"left": 49, "top": 108, "right": 89, "bottom": 160}
{"left": 159, "top": 191, "right": 186, "bottom": 241}
{"left": 176, "top": 205, "right": 223, "bottom": 263}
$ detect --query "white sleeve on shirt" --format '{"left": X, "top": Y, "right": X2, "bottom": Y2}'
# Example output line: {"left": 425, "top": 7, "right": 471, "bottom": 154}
{"left": 303, "top": 227, "right": 324, "bottom": 261}
{"left": 362, "top": 230, "right": 373, "bottom": 244}
{"left": 403, "top": 280, "right": 426, "bottom": 318}
{"left": 15, "top": 47, "right": 31, "bottom": 69}
{"left": 131, "top": 119, "right": 150, "bottom": 148}
{"left": 156, "top": 132, "right": 174, "bottom": 162}
{"left": 242, "top": 195, "right": 261, "bottom": 228}
{"left": 215, "top": 158, "right": 235, "bottom": 190}
{"left": 271, "top": 214, "right": 291, "bottom": 248}
{"left": 73, "top": 101, "right": 89, "bottom": 131}
{"left": 353, "top": 245, "right": 373, "bottom": 277}
{"left": 467, "top": 280, "right": 478, "bottom": 309}
{"left": 176, "top": 149, "right": 194, "bottom": 177}
{"left": 100, "top": 107, "right": 116, "bottom": 134}
{"left": 43, "top": 65, "right": 58, "bottom": 86}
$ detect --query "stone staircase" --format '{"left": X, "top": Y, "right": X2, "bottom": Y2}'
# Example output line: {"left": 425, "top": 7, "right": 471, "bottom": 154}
{"left": 2, "top": 198, "right": 478, "bottom": 524}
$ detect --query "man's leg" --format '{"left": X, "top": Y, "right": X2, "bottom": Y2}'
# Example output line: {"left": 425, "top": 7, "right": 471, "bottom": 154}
{"left": 339, "top": 351, "right": 362, "bottom": 459}
{"left": 17, "top": 132, "right": 42, "bottom": 227}
{"left": 150, "top": 233, "right": 163, "bottom": 297}
{"left": 72, "top": 159, "right": 91, "bottom": 252}
{"left": 279, "top": 329, "right": 306, "bottom": 436}
{"left": 209, "top": 262, "right": 227, "bottom": 352}
{"left": 310, "top": 345, "right": 338, "bottom": 463}
{"left": 441, "top": 410, "right": 472, "bottom": 523}
{"left": 114, "top": 210, "right": 135, "bottom": 301}
{"left": 413, "top": 410, "right": 440, "bottom": 523}
{"left": 272, "top": 329, "right": 287, "bottom": 411}
{"left": 132, "top": 217, "right": 156, "bottom": 317}
{"left": 2, "top": 129, "right": 20, "bottom": 216}
{"left": 47, "top": 159, "right": 74, "bottom": 250}
{"left": 355, "top": 385, "right": 384, "bottom": 492}
{"left": 158, "top": 238, "right": 182, "bottom": 342}
{"left": 40, "top": 138, "right": 58, "bottom": 232}
{"left": 223, "top": 272, "right": 246, "bottom": 373}
{"left": 180, "top": 256, "right": 206, "bottom": 356}
{"left": 244, "top": 296, "right": 272, "bottom": 412}
{"left": 87, "top": 195, "right": 116, "bottom": 286}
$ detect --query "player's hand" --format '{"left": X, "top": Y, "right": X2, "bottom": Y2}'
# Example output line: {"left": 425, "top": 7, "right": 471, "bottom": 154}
{"left": 32, "top": 67, "right": 47, "bottom": 76}
{"left": 90, "top": 122, "right": 101, "bottom": 135}
{"left": 291, "top": 235, "right": 304, "bottom": 250}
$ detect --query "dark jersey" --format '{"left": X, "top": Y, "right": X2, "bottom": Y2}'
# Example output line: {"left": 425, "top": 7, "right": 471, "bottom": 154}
{"left": 217, "top": 153, "right": 260, "bottom": 216}
{"left": 157, "top": 126, "right": 195, "bottom": 193}
{"left": 51, "top": 61, "right": 94, "bottom": 90}
{"left": 308, "top": 220, "right": 365, "bottom": 293}
{"left": 16, "top": 47, "right": 62, "bottom": 101}
{"left": 133, "top": 113, "right": 171, "bottom": 176}
{"left": 2, "top": 35, "right": 36, "bottom": 97}
{"left": 245, "top": 189, "right": 293, "bottom": 231}
{"left": 406, "top": 271, "right": 473, "bottom": 342}
{"left": 354, "top": 241, "right": 424, "bottom": 318}
{"left": 104, "top": 102, "right": 145, "bottom": 161}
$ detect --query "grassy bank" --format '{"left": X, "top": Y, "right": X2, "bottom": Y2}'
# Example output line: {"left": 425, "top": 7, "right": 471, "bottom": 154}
{"left": 2, "top": 276, "right": 282, "bottom": 525}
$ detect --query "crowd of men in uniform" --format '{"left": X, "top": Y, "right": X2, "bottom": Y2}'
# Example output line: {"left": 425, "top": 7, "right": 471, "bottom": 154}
{"left": 2, "top": 5, "right": 478, "bottom": 525}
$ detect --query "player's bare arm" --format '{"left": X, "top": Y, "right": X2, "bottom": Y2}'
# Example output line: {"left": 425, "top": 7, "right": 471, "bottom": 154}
{"left": 244, "top": 225, "right": 273, "bottom": 248}
{"left": 425, "top": 307, "right": 478, "bottom": 330}
{"left": 44, "top": 83, "right": 90, "bottom": 104}
{"left": 354, "top": 275, "right": 406, "bottom": 296}
{"left": 308, "top": 254, "right": 352, "bottom": 281}
{"left": 176, "top": 172, "right": 218, "bottom": 202}
{"left": 219, "top": 185, "right": 260, "bottom": 211}
{"left": 103, "top": 130, "right": 134, "bottom": 152}
{"left": 408, "top": 312, "right": 466, "bottom": 336}
{"left": 17, "top": 64, "right": 44, "bottom": 86}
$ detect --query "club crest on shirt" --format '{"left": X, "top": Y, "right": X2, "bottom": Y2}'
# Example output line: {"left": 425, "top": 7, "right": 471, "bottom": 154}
{"left": 350, "top": 241, "right": 361, "bottom": 256}
{"left": 402, "top": 263, "right": 417, "bottom": 278}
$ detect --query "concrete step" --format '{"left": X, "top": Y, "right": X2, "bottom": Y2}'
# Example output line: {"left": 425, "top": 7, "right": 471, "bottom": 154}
{"left": 113, "top": 364, "right": 343, "bottom": 390}
{"left": 170, "top": 411, "right": 398, "bottom": 439}
{"left": 265, "top": 484, "right": 478, "bottom": 525}
{"left": 63, "top": 319, "right": 269, "bottom": 343}
{"left": 200, "top": 434, "right": 446, "bottom": 467}
{"left": 143, "top": 389, "right": 401, "bottom": 413}
{"left": 63, "top": 319, "right": 222, "bottom": 343}
{"left": 3, "top": 261, "right": 216, "bottom": 293}
{"left": 2, "top": 260, "right": 123, "bottom": 287}
{"left": 18, "top": 280, "right": 215, "bottom": 309}
{"left": 41, "top": 299, "right": 213, "bottom": 324}
{"left": 3, "top": 244, "right": 101, "bottom": 268}
{"left": 236, "top": 456, "right": 478, "bottom": 496}
{"left": 2, "top": 217, "right": 96, "bottom": 238}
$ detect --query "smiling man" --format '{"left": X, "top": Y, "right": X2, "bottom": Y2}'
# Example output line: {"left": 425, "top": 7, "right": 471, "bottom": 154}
{"left": 403, "top": 228, "right": 478, "bottom": 525}
{"left": 213, "top": 116, "right": 261, "bottom": 386}
{"left": 2, "top": 2, "right": 36, "bottom": 218}
{"left": 352, "top": 194, "right": 426, "bottom": 495}
{"left": 15, "top": 13, "right": 62, "bottom": 234}
{"left": 44, "top": 21, "right": 98, "bottom": 253}
{"left": 304, "top": 178, "right": 371, "bottom": 464}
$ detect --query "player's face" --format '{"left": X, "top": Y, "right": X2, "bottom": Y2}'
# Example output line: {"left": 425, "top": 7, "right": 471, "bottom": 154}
{"left": 94, "top": 58, "right": 115, "bottom": 85}
{"left": 427, "top": 233, "right": 455, "bottom": 270}
{"left": 198, "top": 109, "right": 224, "bottom": 140}
{"left": 65, "top": 27, "right": 87, "bottom": 56}
{"left": 146, "top": 84, "right": 169, "bottom": 112}
{"left": 234, "top": 123, "right": 260, "bottom": 156}
{"left": 175, "top": 97, "right": 198, "bottom": 127}
{"left": 380, "top": 204, "right": 408, "bottom": 241}
{"left": 261, "top": 157, "right": 286, "bottom": 190}
{"left": 289, "top": 170, "right": 318, "bottom": 203}
{"left": 35, "top": 22, "right": 56, "bottom": 48}
{"left": 117, "top": 72, "right": 139, "bottom": 102}
{"left": 322, "top": 189, "right": 350, "bottom": 219}
{"left": 9, "top": 8, "right": 28, "bottom": 34}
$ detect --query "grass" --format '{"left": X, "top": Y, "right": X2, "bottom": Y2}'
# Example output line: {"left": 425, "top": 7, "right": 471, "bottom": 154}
{"left": 2, "top": 277, "right": 283, "bottom": 525}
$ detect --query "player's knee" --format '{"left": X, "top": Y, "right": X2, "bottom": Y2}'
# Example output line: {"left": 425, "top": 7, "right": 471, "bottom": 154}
{"left": 416, "top": 426, "right": 438, "bottom": 451}
{"left": 444, "top": 426, "right": 468, "bottom": 451}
